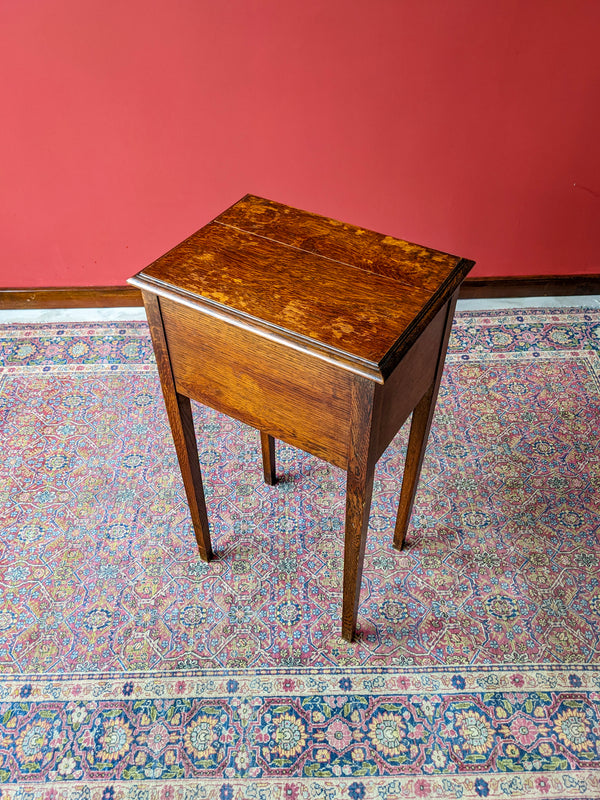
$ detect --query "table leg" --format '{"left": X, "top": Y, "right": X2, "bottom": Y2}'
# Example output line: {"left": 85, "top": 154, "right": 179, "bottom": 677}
{"left": 342, "top": 379, "right": 380, "bottom": 642}
{"left": 393, "top": 292, "right": 458, "bottom": 551}
{"left": 260, "top": 432, "right": 277, "bottom": 485}
{"left": 392, "top": 383, "right": 437, "bottom": 551}
{"left": 142, "top": 292, "right": 213, "bottom": 561}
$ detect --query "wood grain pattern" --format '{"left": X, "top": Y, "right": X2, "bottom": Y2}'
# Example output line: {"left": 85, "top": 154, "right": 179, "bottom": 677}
{"left": 342, "top": 377, "right": 382, "bottom": 641}
{"left": 375, "top": 303, "right": 447, "bottom": 461}
{"left": 260, "top": 432, "right": 277, "bottom": 485}
{"left": 393, "top": 291, "right": 459, "bottom": 551}
{"left": 142, "top": 292, "right": 213, "bottom": 561}
{"left": 129, "top": 277, "right": 385, "bottom": 383}
{"left": 216, "top": 195, "right": 463, "bottom": 290}
{"left": 133, "top": 196, "right": 474, "bottom": 378}
{"left": 129, "top": 196, "right": 475, "bottom": 642}
{"left": 159, "top": 296, "right": 353, "bottom": 470}
{"left": 140, "top": 220, "right": 431, "bottom": 366}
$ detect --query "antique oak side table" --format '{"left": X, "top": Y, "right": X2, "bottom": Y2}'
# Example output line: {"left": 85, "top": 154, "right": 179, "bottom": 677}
{"left": 129, "top": 195, "right": 474, "bottom": 641}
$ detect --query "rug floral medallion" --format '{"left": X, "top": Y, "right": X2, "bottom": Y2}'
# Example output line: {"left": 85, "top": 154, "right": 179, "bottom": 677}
{"left": 0, "top": 308, "right": 599, "bottom": 799}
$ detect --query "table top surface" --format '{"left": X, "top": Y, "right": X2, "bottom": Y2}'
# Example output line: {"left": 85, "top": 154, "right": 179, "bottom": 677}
{"left": 131, "top": 195, "right": 474, "bottom": 376}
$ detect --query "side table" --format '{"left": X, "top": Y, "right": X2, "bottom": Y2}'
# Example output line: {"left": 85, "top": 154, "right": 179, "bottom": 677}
{"left": 129, "top": 195, "right": 474, "bottom": 641}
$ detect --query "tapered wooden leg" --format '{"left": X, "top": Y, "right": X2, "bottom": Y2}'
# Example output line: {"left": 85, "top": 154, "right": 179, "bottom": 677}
{"left": 260, "top": 431, "right": 277, "bottom": 485}
{"left": 342, "top": 378, "right": 380, "bottom": 642}
{"left": 393, "top": 292, "right": 458, "bottom": 551}
{"left": 171, "top": 393, "right": 213, "bottom": 561}
{"left": 392, "top": 383, "right": 437, "bottom": 551}
{"left": 142, "top": 292, "right": 213, "bottom": 561}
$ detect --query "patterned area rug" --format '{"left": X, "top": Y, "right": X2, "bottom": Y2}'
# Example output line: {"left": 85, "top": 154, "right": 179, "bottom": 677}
{"left": 1, "top": 308, "right": 599, "bottom": 798}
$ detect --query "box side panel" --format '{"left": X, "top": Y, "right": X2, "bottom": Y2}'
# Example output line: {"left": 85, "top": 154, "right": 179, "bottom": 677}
{"left": 160, "top": 297, "right": 353, "bottom": 469}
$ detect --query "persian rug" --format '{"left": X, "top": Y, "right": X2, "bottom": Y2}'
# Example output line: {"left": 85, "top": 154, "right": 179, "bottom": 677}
{"left": 0, "top": 307, "right": 599, "bottom": 799}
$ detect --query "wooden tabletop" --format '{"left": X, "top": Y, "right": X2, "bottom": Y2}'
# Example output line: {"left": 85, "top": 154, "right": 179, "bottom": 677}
{"left": 130, "top": 195, "right": 474, "bottom": 380}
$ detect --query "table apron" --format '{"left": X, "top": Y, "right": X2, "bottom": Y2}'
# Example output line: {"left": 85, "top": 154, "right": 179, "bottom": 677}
{"left": 376, "top": 301, "right": 448, "bottom": 460}
{"left": 159, "top": 296, "right": 354, "bottom": 469}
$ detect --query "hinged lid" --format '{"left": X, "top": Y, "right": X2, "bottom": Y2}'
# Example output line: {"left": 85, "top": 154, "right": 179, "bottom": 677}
{"left": 129, "top": 195, "right": 474, "bottom": 381}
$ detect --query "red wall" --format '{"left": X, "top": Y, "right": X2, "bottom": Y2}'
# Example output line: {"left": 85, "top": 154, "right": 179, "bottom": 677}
{"left": 1, "top": 0, "right": 599, "bottom": 288}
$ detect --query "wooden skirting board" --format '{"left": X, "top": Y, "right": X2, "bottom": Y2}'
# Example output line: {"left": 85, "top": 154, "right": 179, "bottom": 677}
{"left": 0, "top": 286, "right": 142, "bottom": 309}
{"left": 1, "top": 275, "right": 599, "bottom": 309}
{"left": 459, "top": 274, "right": 600, "bottom": 300}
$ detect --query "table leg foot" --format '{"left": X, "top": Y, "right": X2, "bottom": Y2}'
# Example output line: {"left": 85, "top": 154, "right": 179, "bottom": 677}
{"left": 260, "top": 431, "right": 277, "bottom": 485}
